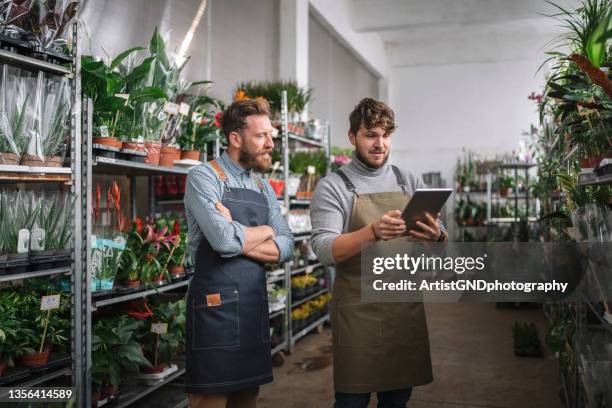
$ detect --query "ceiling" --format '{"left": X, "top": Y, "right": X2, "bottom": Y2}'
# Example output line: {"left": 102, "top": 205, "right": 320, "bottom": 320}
{"left": 350, "top": 0, "right": 579, "bottom": 66}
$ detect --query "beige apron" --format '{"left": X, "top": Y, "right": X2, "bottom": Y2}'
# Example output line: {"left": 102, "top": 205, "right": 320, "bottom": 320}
{"left": 331, "top": 169, "right": 433, "bottom": 394}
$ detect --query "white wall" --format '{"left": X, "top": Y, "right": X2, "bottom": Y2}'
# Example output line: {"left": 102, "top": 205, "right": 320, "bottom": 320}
{"left": 309, "top": 14, "right": 379, "bottom": 149}
{"left": 80, "top": 0, "right": 279, "bottom": 103}
{"left": 389, "top": 59, "right": 545, "bottom": 185}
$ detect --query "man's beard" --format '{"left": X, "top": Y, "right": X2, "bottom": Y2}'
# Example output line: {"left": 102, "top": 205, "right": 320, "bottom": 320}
{"left": 239, "top": 146, "right": 272, "bottom": 171}
{"left": 355, "top": 148, "right": 389, "bottom": 169}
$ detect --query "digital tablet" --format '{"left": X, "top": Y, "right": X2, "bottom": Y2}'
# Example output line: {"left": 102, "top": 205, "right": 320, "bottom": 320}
{"left": 401, "top": 188, "right": 453, "bottom": 232}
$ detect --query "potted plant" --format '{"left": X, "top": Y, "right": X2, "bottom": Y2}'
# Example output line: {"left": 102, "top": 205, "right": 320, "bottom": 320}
{"left": 91, "top": 316, "right": 153, "bottom": 400}
{"left": 233, "top": 81, "right": 313, "bottom": 119}
{"left": 176, "top": 95, "right": 224, "bottom": 161}
{"left": 138, "top": 299, "right": 186, "bottom": 374}
{"left": 118, "top": 247, "right": 140, "bottom": 289}
{"left": 499, "top": 175, "right": 514, "bottom": 197}
{"left": 4, "top": 191, "right": 41, "bottom": 272}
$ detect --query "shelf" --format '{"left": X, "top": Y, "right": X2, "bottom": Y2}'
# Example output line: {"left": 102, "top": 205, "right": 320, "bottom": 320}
{"left": 287, "top": 133, "right": 326, "bottom": 148}
{"left": 292, "top": 288, "right": 329, "bottom": 308}
{"left": 293, "top": 232, "right": 312, "bottom": 242}
{"left": 291, "top": 262, "right": 322, "bottom": 276}
{"left": 290, "top": 198, "right": 311, "bottom": 206}
{"left": 0, "top": 367, "right": 71, "bottom": 396}
{"left": 0, "top": 266, "right": 71, "bottom": 283}
{"left": 93, "top": 157, "right": 191, "bottom": 176}
{"left": 266, "top": 268, "right": 286, "bottom": 284}
{"left": 578, "top": 172, "right": 612, "bottom": 186}
{"left": 269, "top": 309, "right": 285, "bottom": 319}
{"left": 271, "top": 341, "right": 287, "bottom": 355}
{"left": 485, "top": 217, "right": 538, "bottom": 224}
{"left": 0, "top": 164, "right": 72, "bottom": 183}
{"left": 93, "top": 278, "right": 191, "bottom": 308}
{"left": 291, "top": 314, "right": 329, "bottom": 344}
{"left": 126, "top": 380, "right": 188, "bottom": 408}
{"left": 499, "top": 163, "right": 537, "bottom": 170}
{"left": 110, "top": 368, "right": 186, "bottom": 408}
{"left": 154, "top": 199, "right": 184, "bottom": 206}
{"left": 0, "top": 49, "right": 72, "bottom": 76}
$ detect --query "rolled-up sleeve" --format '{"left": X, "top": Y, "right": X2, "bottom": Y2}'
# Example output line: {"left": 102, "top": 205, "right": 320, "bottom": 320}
{"left": 310, "top": 177, "right": 345, "bottom": 266}
{"left": 184, "top": 166, "right": 246, "bottom": 258}
{"left": 263, "top": 182, "right": 294, "bottom": 262}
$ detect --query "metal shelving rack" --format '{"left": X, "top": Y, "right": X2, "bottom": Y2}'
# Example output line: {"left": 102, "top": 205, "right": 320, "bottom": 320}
{"left": 276, "top": 91, "right": 333, "bottom": 350}
{"left": 0, "top": 21, "right": 82, "bottom": 401}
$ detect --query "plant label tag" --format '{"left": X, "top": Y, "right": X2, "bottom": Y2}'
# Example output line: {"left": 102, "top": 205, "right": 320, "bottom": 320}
{"left": 30, "top": 228, "right": 45, "bottom": 251}
{"left": 41, "top": 294, "right": 60, "bottom": 311}
{"left": 191, "top": 112, "right": 202, "bottom": 123}
{"left": 179, "top": 103, "right": 190, "bottom": 116}
{"left": 306, "top": 266, "right": 314, "bottom": 274}
{"left": 164, "top": 102, "right": 179, "bottom": 115}
{"left": 99, "top": 126, "right": 109, "bottom": 137}
{"left": 206, "top": 293, "right": 221, "bottom": 307}
{"left": 151, "top": 323, "right": 168, "bottom": 334}
{"left": 307, "top": 165, "right": 316, "bottom": 175}
{"left": 17, "top": 229, "right": 30, "bottom": 253}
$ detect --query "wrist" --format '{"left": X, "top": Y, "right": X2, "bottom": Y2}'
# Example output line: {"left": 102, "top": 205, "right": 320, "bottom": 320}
{"left": 370, "top": 223, "right": 381, "bottom": 242}
{"left": 437, "top": 230, "right": 446, "bottom": 242}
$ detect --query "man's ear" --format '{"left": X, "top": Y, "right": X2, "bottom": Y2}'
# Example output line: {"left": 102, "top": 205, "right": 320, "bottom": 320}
{"left": 348, "top": 132, "right": 356, "bottom": 146}
{"left": 228, "top": 132, "right": 242, "bottom": 149}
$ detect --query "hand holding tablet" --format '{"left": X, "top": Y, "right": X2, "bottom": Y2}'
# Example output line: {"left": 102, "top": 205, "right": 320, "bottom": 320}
{"left": 401, "top": 189, "right": 453, "bottom": 241}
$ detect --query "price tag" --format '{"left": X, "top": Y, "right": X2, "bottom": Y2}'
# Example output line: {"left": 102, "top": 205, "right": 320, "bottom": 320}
{"left": 179, "top": 103, "right": 190, "bottom": 116}
{"left": 191, "top": 112, "right": 202, "bottom": 123}
{"left": 151, "top": 323, "right": 168, "bottom": 334}
{"left": 41, "top": 294, "right": 61, "bottom": 311}
{"left": 17, "top": 229, "right": 30, "bottom": 253}
{"left": 30, "top": 228, "right": 45, "bottom": 251}
{"left": 307, "top": 165, "right": 316, "bottom": 175}
{"left": 163, "top": 102, "right": 179, "bottom": 115}
{"left": 99, "top": 126, "right": 109, "bottom": 137}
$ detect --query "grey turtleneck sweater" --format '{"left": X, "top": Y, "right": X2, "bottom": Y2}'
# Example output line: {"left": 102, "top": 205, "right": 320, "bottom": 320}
{"left": 311, "top": 153, "right": 442, "bottom": 266}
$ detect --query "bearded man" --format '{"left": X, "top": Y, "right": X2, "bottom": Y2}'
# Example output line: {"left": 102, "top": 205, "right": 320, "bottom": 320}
{"left": 184, "top": 99, "right": 293, "bottom": 408}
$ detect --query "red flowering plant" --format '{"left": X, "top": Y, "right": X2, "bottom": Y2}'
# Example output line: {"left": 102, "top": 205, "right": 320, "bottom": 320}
{"left": 91, "top": 181, "right": 128, "bottom": 291}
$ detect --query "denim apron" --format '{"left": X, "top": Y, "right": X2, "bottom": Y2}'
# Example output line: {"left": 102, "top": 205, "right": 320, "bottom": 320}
{"left": 185, "top": 160, "right": 273, "bottom": 394}
{"left": 332, "top": 167, "right": 433, "bottom": 393}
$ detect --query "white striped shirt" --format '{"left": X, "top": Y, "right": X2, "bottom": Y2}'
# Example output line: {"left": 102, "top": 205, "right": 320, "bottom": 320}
{"left": 184, "top": 152, "right": 294, "bottom": 262}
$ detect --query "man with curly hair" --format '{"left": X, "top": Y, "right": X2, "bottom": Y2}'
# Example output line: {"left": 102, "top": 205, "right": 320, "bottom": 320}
{"left": 311, "top": 98, "right": 447, "bottom": 408}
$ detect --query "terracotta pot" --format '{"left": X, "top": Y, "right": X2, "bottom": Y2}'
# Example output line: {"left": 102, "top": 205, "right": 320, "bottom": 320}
{"left": 20, "top": 348, "right": 50, "bottom": 367}
{"left": 159, "top": 146, "right": 181, "bottom": 167}
{"left": 124, "top": 279, "right": 141, "bottom": 289}
{"left": 499, "top": 187, "right": 509, "bottom": 197}
{"left": 101, "top": 385, "right": 118, "bottom": 399}
{"left": 144, "top": 141, "right": 161, "bottom": 165}
{"left": 122, "top": 141, "right": 146, "bottom": 152}
{"left": 153, "top": 273, "right": 165, "bottom": 285}
{"left": 580, "top": 154, "right": 605, "bottom": 169}
{"left": 20, "top": 154, "right": 45, "bottom": 167}
{"left": 169, "top": 265, "right": 185, "bottom": 277}
{"left": 0, "top": 361, "right": 6, "bottom": 377}
{"left": 45, "top": 156, "right": 62, "bottom": 167}
{"left": 142, "top": 363, "right": 168, "bottom": 374}
{"left": 93, "top": 137, "right": 122, "bottom": 149}
{"left": 0, "top": 152, "right": 19, "bottom": 165}
{"left": 181, "top": 150, "right": 201, "bottom": 161}
{"left": 91, "top": 391, "right": 101, "bottom": 408}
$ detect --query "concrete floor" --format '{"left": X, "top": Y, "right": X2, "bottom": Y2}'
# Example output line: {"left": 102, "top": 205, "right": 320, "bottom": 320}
{"left": 258, "top": 303, "right": 560, "bottom": 408}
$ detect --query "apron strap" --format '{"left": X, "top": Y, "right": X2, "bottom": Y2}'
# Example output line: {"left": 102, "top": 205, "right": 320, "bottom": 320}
{"left": 391, "top": 165, "right": 408, "bottom": 195}
{"left": 335, "top": 170, "right": 359, "bottom": 198}
{"left": 209, "top": 159, "right": 231, "bottom": 192}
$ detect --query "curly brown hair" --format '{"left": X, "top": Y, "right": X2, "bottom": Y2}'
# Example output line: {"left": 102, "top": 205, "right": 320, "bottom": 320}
{"left": 220, "top": 98, "right": 271, "bottom": 141}
{"left": 349, "top": 98, "right": 396, "bottom": 135}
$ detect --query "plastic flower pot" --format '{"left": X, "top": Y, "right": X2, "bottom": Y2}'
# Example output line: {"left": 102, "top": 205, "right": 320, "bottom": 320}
{"left": 153, "top": 273, "right": 165, "bottom": 285}
{"left": 20, "top": 154, "right": 45, "bottom": 166}
{"left": 0, "top": 152, "right": 19, "bottom": 165}
{"left": 144, "top": 141, "right": 161, "bottom": 165}
{"left": 92, "top": 137, "right": 122, "bottom": 149}
{"left": 499, "top": 187, "right": 509, "bottom": 197}
{"left": 181, "top": 150, "right": 201, "bottom": 161}
{"left": 159, "top": 146, "right": 181, "bottom": 167}
{"left": 580, "top": 154, "right": 604, "bottom": 169}
{"left": 101, "top": 385, "right": 118, "bottom": 399}
{"left": 44, "top": 156, "right": 62, "bottom": 167}
{"left": 124, "top": 279, "right": 141, "bottom": 289}
{"left": 169, "top": 265, "right": 185, "bottom": 278}
{"left": 20, "top": 348, "right": 50, "bottom": 367}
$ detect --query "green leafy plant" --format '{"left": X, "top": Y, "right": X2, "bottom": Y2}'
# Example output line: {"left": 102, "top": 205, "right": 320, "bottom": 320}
{"left": 138, "top": 300, "right": 186, "bottom": 367}
{"left": 176, "top": 95, "right": 224, "bottom": 151}
{"left": 233, "top": 81, "right": 313, "bottom": 116}
{"left": 2, "top": 191, "right": 42, "bottom": 254}
{"left": 91, "top": 316, "right": 152, "bottom": 390}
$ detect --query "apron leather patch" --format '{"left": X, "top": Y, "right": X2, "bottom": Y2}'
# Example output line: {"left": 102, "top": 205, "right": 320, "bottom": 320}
{"left": 206, "top": 293, "right": 222, "bottom": 307}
